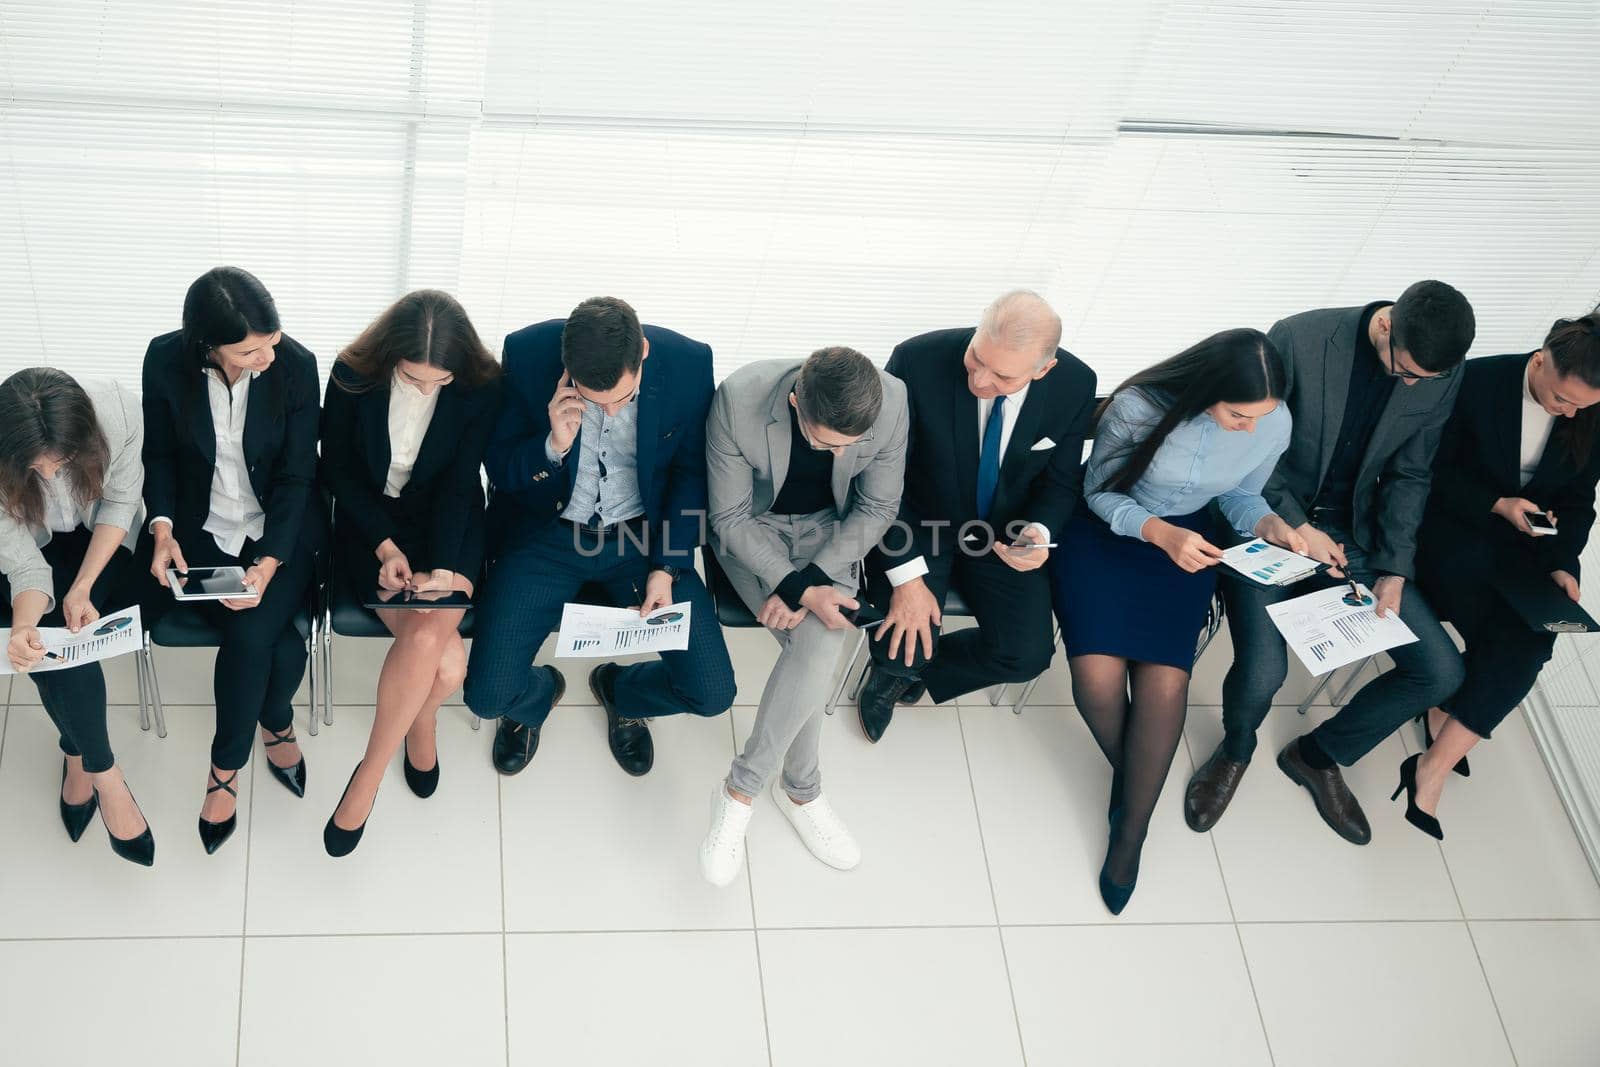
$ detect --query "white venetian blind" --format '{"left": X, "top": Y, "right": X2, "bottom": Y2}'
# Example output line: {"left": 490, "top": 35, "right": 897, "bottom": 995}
{"left": 0, "top": 0, "right": 488, "bottom": 380}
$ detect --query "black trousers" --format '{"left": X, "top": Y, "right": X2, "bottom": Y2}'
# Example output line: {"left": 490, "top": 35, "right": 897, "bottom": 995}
{"left": 864, "top": 548, "right": 1056, "bottom": 703}
{"left": 140, "top": 530, "right": 312, "bottom": 770}
{"left": 1, "top": 528, "right": 142, "bottom": 773}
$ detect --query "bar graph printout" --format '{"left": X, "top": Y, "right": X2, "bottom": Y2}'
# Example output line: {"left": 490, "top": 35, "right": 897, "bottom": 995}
{"left": 1220, "top": 538, "right": 1323, "bottom": 586}
{"left": 0, "top": 606, "right": 144, "bottom": 674}
{"left": 555, "top": 601, "right": 693, "bottom": 658}
{"left": 1264, "top": 583, "right": 1417, "bottom": 676}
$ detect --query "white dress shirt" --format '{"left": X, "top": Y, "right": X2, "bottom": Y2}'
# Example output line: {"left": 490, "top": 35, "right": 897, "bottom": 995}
{"left": 1520, "top": 361, "right": 1557, "bottom": 487}
{"left": 203, "top": 369, "right": 267, "bottom": 555}
{"left": 42, "top": 470, "right": 81, "bottom": 534}
{"left": 384, "top": 369, "right": 441, "bottom": 497}
{"left": 886, "top": 380, "right": 1049, "bottom": 586}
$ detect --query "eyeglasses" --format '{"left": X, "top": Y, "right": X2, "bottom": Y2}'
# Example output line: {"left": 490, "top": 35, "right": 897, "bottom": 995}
{"left": 1386, "top": 345, "right": 1455, "bottom": 383}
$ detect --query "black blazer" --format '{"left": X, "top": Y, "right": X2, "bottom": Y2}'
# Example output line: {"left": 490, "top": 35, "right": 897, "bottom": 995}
{"left": 141, "top": 330, "right": 321, "bottom": 565}
{"left": 1421, "top": 351, "right": 1600, "bottom": 582}
{"left": 319, "top": 360, "right": 500, "bottom": 576}
{"left": 879, "top": 327, "right": 1098, "bottom": 576}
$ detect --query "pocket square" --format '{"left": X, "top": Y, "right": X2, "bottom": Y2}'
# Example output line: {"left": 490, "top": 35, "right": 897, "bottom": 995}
{"left": 1031, "top": 437, "right": 1056, "bottom": 451}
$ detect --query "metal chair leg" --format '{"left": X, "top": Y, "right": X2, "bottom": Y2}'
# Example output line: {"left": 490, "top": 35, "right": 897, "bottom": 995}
{"left": 136, "top": 638, "right": 151, "bottom": 732}
{"left": 825, "top": 631, "right": 869, "bottom": 716}
{"left": 142, "top": 633, "right": 168, "bottom": 738}
{"left": 1011, "top": 673, "right": 1042, "bottom": 716}
{"left": 322, "top": 616, "right": 334, "bottom": 726}
{"left": 1295, "top": 668, "right": 1339, "bottom": 716}
{"left": 304, "top": 619, "right": 319, "bottom": 734}
{"left": 1331, "top": 656, "right": 1373, "bottom": 706}
{"left": 471, "top": 712, "right": 482, "bottom": 731}
{"left": 988, "top": 683, "right": 1007, "bottom": 707}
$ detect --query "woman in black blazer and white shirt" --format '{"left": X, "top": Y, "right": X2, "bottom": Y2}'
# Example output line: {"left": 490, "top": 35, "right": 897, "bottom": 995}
{"left": 319, "top": 289, "right": 500, "bottom": 856}
{"left": 142, "top": 267, "right": 322, "bottom": 855}
{"left": 1409, "top": 312, "right": 1600, "bottom": 837}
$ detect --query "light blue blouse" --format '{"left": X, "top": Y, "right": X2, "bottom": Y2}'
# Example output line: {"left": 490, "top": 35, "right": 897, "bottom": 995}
{"left": 1085, "top": 387, "right": 1292, "bottom": 542}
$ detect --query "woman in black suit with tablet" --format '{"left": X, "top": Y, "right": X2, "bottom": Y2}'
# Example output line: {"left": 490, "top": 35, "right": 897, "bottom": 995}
{"left": 142, "top": 267, "right": 322, "bottom": 854}
{"left": 319, "top": 289, "right": 500, "bottom": 856}
{"left": 1409, "top": 311, "right": 1600, "bottom": 837}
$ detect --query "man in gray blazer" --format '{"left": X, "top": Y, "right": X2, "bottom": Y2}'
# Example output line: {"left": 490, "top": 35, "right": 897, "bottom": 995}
{"left": 698, "top": 347, "right": 908, "bottom": 885}
{"left": 1186, "top": 281, "right": 1476, "bottom": 845}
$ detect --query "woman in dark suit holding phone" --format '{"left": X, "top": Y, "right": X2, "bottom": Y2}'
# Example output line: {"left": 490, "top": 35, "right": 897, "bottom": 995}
{"left": 319, "top": 289, "right": 500, "bottom": 856}
{"left": 1408, "top": 312, "right": 1600, "bottom": 837}
{"left": 141, "top": 267, "right": 322, "bottom": 854}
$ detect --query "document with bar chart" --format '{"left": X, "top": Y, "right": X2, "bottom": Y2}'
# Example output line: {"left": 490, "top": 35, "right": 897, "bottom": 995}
{"left": 0, "top": 606, "right": 144, "bottom": 675}
{"left": 1264, "top": 583, "right": 1417, "bottom": 676}
{"left": 1221, "top": 539, "right": 1323, "bottom": 586}
{"left": 555, "top": 601, "right": 693, "bottom": 658}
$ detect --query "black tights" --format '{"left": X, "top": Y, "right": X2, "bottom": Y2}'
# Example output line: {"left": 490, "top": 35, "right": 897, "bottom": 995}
{"left": 1069, "top": 653, "right": 1191, "bottom": 886}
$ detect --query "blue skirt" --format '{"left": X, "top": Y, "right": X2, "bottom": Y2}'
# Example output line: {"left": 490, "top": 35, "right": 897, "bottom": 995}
{"left": 1050, "top": 507, "right": 1217, "bottom": 671}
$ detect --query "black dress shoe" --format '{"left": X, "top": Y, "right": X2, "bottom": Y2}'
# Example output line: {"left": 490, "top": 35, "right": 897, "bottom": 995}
{"left": 59, "top": 759, "right": 98, "bottom": 843}
{"left": 898, "top": 679, "right": 927, "bottom": 705}
{"left": 263, "top": 725, "right": 308, "bottom": 797}
{"left": 491, "top": 666, "right": 561, "bottom": 776}
{"left": 197, "top": 767, "right": 240, "bottom": 855}
{"left": 1415, "top": 712, "right": 1469, "bottom": 778}
{"left": 403, "top": 739, "right": 440, "bottom": 799}
{"left": 1392, "top": 753, "right": 1443, "bottom": 840}
{"left": 590, "top": 663, "right": 653, "bottom": 777}
{"left": 1277, "top": 739, "right": 1371, "bottom": 845}
{"left": 857, "top": 667, "right": 914, "bottom": 744}
{"left": 1183, "top": 745, "right": 1249, "bottom": 833}
{"left": 323, "top": 764, "right": 374, "bottom": 858}
{"left": 99, "top": 782, "right": 155, "bottom": 867}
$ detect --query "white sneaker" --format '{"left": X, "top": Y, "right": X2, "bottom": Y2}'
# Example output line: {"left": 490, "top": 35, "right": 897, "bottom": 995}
{"left": 771, "top": 782, "right": 861, "bottom": 871}
{"left": 700, "top": 784, "right": 755, "bottom": 887}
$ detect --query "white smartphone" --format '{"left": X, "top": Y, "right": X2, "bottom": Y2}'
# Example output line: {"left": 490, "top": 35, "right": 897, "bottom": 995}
{"left": 1528, "top": 518, "right": 1558, "bottom": 537}
{"left": 167, "top": 566, "right": 259, "bottom": 601}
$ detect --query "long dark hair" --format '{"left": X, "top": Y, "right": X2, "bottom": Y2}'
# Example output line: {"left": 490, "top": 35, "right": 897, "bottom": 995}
{"left": 0, "top": 368, "right": 110, "bottom": 527}
{"left": 1096, "top": 328, "right": 1286, "bottom": 493}
{"left": 1546, "top": 310, "right": 1600, "bottom": 466}
{"left": 336, "top": 289, "right": 499, "bottom": 392}
{"left": 182, "top": 266, "right": 281, "bottom": 374}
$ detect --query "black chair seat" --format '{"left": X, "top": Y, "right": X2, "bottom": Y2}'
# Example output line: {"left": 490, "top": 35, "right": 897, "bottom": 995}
{"left": 701, "top": 549, "right": 759, "bottom": 628}
{"left": 151, "top": 601, "right": 312, "bottom": 646}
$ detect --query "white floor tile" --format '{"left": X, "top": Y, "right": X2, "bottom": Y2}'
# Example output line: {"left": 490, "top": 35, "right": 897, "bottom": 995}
{"left": 962, "top": 704, "right": 1232, "bottom": 923}
{"left": 506, "top": 931, "right": 768, "bottom": 1066}
{"left": 0, "top": 705, "right": 249, "bottom": 937}
{"left": 244, "top": 705, "right": 502, "bottom": 935}
{"left": 1431, "top": 712, "right": 1600, "bottom": 919}
{"left": 0, "top": 937, "right": 240, "bottom": 1067}
{"left": 1005, "top": 924, "right": 1271, "bottom": 1066}
{"left": 735, "top": 703, "right": 996, "bottom": 927}
{"left": 499, "top": 704, "right": 754, "bottom": 931}
{"left": 239, "top": 934, "right": 505, "bottom": 1067}
{"left": 1241, "top": 921, "right": 1513, "bottom": 1067}
{"left": 1186, "top": 705, "right": 1461, "bottom": 921}
{"left": 759, "top": 927, "right": 1024, "bottom": 1067}
{"left": 1470, "top": 920, "right": 1600, "bottom": 1066}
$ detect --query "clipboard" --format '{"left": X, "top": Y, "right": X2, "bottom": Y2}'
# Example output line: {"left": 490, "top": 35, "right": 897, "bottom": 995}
{"left": 1489, "top": 570, "right": 1599, "bottom": 634}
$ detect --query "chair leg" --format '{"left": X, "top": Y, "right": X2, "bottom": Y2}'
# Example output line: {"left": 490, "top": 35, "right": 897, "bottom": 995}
{"left": 304, "top": 620, "right": 319, "bottom": 734}
{"left": 1011, "top": 673, "right": 1042, "bottom": 716}
{"left": 142, "top": 634, "right": 168, "bottom": 739}
{"left": 471, "top": 713, "right": 482, "bottom": 731}
{"left": 1331, "top": 656, "right": 1373, "bottom": 706}
{"left": 136, "top": 639, "right": 151, "bottom": 732}
{"left": 321, "top": 612, "right": 334, "bottom": 727}
{"left": 1295, "top": 668, "right": 1339, "bottom": 716}
{"left": 825, "top": 631, "right": 869, "bottom": 717}
{"left": 988, "top": 683, "right": 1007, "bottom": 707}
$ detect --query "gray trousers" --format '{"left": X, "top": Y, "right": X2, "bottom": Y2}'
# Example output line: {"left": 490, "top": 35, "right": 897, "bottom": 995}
{"left": 717, "top": 512, "right": 853, "bottom": 803}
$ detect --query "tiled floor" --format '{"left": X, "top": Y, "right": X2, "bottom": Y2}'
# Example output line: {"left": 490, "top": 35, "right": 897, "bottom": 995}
{"left": 2, "top": 627, "right": 1599, "bottom": 1066}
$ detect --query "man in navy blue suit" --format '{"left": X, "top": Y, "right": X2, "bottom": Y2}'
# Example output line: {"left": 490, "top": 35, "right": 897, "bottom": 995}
{"left": 464, "top": 297, "right": 736, "bottom": 777}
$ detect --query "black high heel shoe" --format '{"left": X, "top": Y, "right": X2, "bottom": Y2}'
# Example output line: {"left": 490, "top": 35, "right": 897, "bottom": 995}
{"left": 1098, "top": 811, "right": 1139, "bottom": 916}
{"left": 198, "top": 768, "right": 239, "bottom": 855}
{"left": 98, "top": 779, "right": 155, "bottom": 867}
{"left": 59, "top": 759, "right": 98, "bottom": 843}
{"left": 1414, "top": 713, "right": 1469, "bottom": 778}
{"left": 1392, "top": 753, "right": 1443, "bottom": 841}
{"left": 403, "top": 739, "right": 440, "bottom": 799}
{"left": 263, "top": 725, "right": 308, "bottom": 797}
{"left": 323, "top": 764, "right": 374, "bottom": 858}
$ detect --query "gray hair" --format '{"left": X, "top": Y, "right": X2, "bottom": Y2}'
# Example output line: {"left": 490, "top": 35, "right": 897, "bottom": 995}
{"left": 978, "top": 289, "right": 1063, "bottom": 368}
{"left": 796, "top": 346, "right": 882, "bottom": 436}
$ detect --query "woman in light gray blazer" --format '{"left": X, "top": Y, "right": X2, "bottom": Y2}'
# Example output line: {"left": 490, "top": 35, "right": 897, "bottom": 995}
{"left": 0, "top": 368, "right": 155, "bottom": 866}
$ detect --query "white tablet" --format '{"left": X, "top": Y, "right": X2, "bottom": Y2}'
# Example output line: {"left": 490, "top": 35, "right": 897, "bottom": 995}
{"left": 168, "top": 566, "right": 259, "bottom": 601}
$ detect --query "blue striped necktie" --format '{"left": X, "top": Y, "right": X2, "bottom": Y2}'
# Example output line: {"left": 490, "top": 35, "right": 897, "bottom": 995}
{"left": 976, "top": 394, "right": 1005, "bottom": 520}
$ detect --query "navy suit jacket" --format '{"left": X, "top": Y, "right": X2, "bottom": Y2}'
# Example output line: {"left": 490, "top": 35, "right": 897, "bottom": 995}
{"left": 486, "top": 320, "right": 715, "bottom": 569}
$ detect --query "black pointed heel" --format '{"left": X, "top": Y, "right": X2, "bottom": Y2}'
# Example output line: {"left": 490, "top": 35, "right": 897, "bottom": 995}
{"left": 98, "top": 780, "right": 155, "bottom": 867}
{"left": 1392, "top": 753, "right": 1443, "bottom": 841}
{"left": 59, "top": 759, "right": 98, "bottom": 843}
{"left": 263, "top": 725, "right": 308, "bottom": 797}
{"left": 198, "top": 767, "right": 240, "bottom": 855}
{"left": 1414, "top": 713, "right": 1469, "bottom": 778}
{"left": 323, "top": 764, "right": 374, "bottom": 858}
{"left": 1098, "top": 811, "right": 1139, "bottom": 916}
{"left": 403, "top": 739, "right": 440, "bottom": 799}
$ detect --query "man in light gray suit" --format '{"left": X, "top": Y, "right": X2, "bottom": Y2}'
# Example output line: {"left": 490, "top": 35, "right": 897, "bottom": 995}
{"left": 698, "top": 347, "right": 908, "bottom": 885}
{"left": 1186, "top": 280, "right": 1476, "bottom": 846}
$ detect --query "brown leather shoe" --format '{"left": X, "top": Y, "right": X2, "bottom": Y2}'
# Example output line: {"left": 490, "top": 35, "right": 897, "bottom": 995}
{"left": 1276, "top": 739, "right": 1371, "bottom": 845}
{"left": 1184, "top": 745, "right": 1250, "bottom": 833}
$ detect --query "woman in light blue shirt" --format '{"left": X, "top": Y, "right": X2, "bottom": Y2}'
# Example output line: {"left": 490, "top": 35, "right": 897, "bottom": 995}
{"left": 1051, "top": 328, "right": 1302, "bottom": 915}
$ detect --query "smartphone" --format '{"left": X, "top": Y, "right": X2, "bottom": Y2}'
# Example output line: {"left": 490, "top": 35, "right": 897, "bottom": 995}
{"left": 839, "top": 603, "right": 887, "bottom": 629}
{"left": 364, "top": 588, "right": 473, "bottom": 610}
{"left": 168, "top": 566, "right": 259, "bottom": 601}
{"left": 1527, "top": 520, "right": 1558, "bottom": 536}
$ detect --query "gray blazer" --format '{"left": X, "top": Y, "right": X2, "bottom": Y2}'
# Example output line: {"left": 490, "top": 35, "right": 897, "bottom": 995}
{"left": 706, "top": 359, "right": 909, "bottom": 592}
{"left": 0, "top": 377, "right": 144, "bottom": 610}
{"left": 1263, "top": 306, "right": 1462, "bottom": 580}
